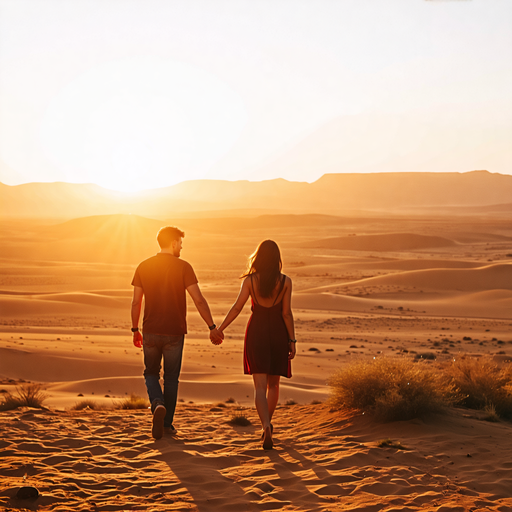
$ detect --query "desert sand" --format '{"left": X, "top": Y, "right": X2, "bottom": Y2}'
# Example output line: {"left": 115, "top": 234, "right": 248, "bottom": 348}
{"left": 1, "top": 177, "right": 512, "bottom": 510}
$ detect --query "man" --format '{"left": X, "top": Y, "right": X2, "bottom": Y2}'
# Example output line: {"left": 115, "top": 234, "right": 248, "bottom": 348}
{"left": 131, "top": 226, "right": 223, "bottom": 439}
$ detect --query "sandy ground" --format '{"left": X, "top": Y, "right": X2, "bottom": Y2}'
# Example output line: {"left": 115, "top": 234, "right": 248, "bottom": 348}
{"left": 1, "top": 404, "right": 512, "bottom": 511}
{"left": 1, "top": 210, "right": 512, "bottom": 510}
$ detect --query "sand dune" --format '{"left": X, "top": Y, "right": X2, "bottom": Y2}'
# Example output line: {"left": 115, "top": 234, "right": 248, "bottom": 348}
{"left": 293, "top": 291, "right": 512, "bottom": 319}
{"left": 0, "top": 295, "right": 117, "bottom": 316}
{"left": 0, "top": 292, "right": 130, "bottom": 317}
{"left": 308, "top": 233, "right": 456, "bottom": 252}
{"left": 291, "top": 258, "right": 483, "bottom": 275}
{"left": 303, "top": 263, "right": 512, "bottom": 293}
{"left": 292, "top": 263, "right": 512, "bottom": 318}
{"left": 35, "top": 292, "right": 129, "bottom": 308}
{"left": 43, "top": 213, "right": 165, "bottom": 239}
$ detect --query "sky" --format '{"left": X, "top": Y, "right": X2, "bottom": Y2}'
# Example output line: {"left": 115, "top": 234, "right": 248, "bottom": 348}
{"left": 0, "top": 0, "right": 511, "bottom": 192}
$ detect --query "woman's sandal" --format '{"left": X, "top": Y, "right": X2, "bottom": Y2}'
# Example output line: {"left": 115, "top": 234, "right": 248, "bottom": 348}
{"left": 262, "top": 426, "right": 273, "bottom": 450}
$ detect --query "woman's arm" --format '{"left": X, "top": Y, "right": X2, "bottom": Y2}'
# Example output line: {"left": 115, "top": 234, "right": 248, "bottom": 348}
{"left": 218, "top": 278, "right": 251, "bottom": 333}
{"left": 281, "top": 276, "right": 296, "bottom": 360}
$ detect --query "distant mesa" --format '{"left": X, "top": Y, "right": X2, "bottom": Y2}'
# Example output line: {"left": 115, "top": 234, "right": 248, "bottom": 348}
{"left": 307, "top": 233, "right": 456, "bottom": 252}
{"left": 2, "top": 171, "right": 512, "bottom": 219}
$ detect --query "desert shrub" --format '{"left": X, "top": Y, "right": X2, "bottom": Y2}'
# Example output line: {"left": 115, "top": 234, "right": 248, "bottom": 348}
{"left": 377, "top": 438, "right": 408, "bottom": 450}
{"left": 71, "top": 399, "right": 101, "bottom": 411}
{"left": 116, "top": 394, "right": 149, "bottom": 410}
{"left": 415, "top": 352, "right": 436, "bottom": 360}
{"left": 229, "top": 411, "right": 251, "bottom": 426}
{"left": 0, "top": 394, "right": 23, "bottom": 411}
{"left": 0, "top": 383, "right": 48, "bottom": 411}
{"left": 482, "top": 404, "right": 500, "bottom": 422}
{"left": 285, "top": 399, "right": 297, "bottom": 406}
{"left": 225, "top": 397, "right": 236, "bottom": 404}
{"left": 446, "top": 356, "right": 512, "bottom": 418}
{"left": 328, "top": 357, "right": 458, "bottom": 421}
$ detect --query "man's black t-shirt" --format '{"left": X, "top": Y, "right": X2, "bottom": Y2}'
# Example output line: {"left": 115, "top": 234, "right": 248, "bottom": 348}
{"left": 131, "top": 253, "right": 198, "bottom": 335}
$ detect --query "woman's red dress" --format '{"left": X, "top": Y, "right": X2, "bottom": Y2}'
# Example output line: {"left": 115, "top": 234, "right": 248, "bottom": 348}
{"left": 243, "top": 275, "right": 292, "bottom": 378}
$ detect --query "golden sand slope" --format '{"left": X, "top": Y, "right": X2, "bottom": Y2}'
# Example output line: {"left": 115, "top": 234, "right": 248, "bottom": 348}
{"left": 1, "top": 404, "right": 511, "bottom": 511}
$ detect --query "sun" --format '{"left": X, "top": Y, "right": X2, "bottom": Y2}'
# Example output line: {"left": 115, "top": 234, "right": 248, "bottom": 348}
{"left": 39, "top": 57, "right": 247, "bottom": 192}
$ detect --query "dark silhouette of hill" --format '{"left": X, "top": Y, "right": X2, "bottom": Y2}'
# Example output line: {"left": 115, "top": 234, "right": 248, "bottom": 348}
{"left": 1, "top": 171, "right": 511, "bottom": 219}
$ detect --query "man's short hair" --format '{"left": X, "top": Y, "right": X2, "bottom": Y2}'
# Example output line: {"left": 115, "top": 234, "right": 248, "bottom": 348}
{"left": 157, "top": 226, "right": 185, "bottom": 248}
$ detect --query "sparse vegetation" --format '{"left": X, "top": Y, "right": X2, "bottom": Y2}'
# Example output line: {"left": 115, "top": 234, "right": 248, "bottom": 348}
{"left": 229, "top": 411, "right": 251, "bottom": 426}
{"left": 116, "top": 394, "right": 149, "bottom": 410}
{"left": 71, "top": 399, "right": 101, "bottom": 411}
{"left": 414, "top": 352, "right": 436, "bottom": 360}
{"left": 328, "top": 357, "right": 458, "bottom": 421}
{"left": 482, "top": 404, "right": 500, "bottom": 422}
{"left": 285, "top": 399, "right": 297, "bottom": 406}
{"left": 377, "top": 438, "right": 409, "bottom": 450}
{"left": 225, "top": 397, "right": 236, "bottom": 404}
{"left": 329, "top": 355, "right": 512, "bottom": 421}
{"left": 446, "top": 356, "right": 512, "bottom": 418}
{"left": 0, "top": 383, "right": 48, "bottom": 411}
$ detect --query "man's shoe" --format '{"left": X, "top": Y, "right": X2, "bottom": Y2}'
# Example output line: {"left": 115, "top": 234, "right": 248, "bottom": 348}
{"left": 152, "top": 404, "right": 166, "bottom": 440}
{"left": 164, "top": 425, "right": 177, "bottom": 435}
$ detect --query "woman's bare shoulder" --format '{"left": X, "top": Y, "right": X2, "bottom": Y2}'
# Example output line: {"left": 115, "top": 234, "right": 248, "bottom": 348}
{"left": 242, "top": 274, "right": 256, "bottom": 289}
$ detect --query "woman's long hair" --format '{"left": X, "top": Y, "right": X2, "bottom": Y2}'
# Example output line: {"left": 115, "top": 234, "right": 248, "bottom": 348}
{"left": 241, "top": 240, "right": 282, "bottom": 298}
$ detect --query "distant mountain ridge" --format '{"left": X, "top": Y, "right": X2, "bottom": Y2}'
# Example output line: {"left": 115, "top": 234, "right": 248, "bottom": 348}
{"left": 1, "top": 171, "right": 511, "bottom": 219}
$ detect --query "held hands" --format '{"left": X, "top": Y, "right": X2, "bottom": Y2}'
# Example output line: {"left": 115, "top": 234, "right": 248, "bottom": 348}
{"left": 210, "top": 327, "right": 224, "bottom": 345}
{"left": 132, "top": 331, "right": 143, "bottom": 348}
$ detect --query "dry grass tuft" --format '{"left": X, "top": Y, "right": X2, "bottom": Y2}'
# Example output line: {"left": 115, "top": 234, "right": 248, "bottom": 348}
{"left": 328, "top": 357, "right": 458, "bottom": 421}
{"left": 447, "top": 356, "right": 512, "bottom": 418}
{"left": 377, "top": 438, "right": 409, "bottom": 450}
{"left": 482, "top": 404, "right": 500, "bottom": 422}
{"left": 285, "top": 399, "right": 297, "bottom": 406}
{"left": 229, "top": 411, "right": 252, "bottom": 426}
{"left": 71, "top": 399, "right": 102, "bottom": 411}
{"left": 0, "top": 383, "right": 48, "bottom": 411}
{"left": 116, "top": 394, "right": 149, "bottom": 410}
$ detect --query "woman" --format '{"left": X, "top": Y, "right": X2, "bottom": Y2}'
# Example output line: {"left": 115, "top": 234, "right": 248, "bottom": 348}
{"left": 218, "top": 240, "right": 296, "bottom": 450}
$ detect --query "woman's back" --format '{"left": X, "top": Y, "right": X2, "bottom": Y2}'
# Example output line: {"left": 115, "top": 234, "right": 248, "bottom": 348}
{"left": 244, "top": 272, "right": 291, "bottom": 378}
{"left": 248, "top": 273, "right": 287, "bottom": 309}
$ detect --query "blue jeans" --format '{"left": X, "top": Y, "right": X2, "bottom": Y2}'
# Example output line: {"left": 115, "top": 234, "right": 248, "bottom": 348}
{"left": 143, "top": 333, "right": 184, "bottom": 428}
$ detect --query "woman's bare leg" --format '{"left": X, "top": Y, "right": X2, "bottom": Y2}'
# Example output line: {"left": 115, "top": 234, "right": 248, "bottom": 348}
{"left": 267, "top": 375, "right": 280, "bottom": 422}
{"left": 252, "top": 374, "right": 271, "bottom": 430}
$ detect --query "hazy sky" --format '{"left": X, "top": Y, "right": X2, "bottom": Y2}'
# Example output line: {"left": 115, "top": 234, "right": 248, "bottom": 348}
{"left": 1, "top": 0, "right": 511, "bottom": 191}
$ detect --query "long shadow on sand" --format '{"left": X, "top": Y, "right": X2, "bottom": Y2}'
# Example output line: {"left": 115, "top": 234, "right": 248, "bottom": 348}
{"left": 154, "top": 431, "right": 338, "bottom": 512}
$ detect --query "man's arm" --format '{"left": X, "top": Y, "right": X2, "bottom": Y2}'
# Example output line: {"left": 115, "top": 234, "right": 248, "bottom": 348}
{"left": 186, "top": 283, "right": 223, "bottom": 344}
{"left": 131, "top": 286, "right": 144, "bottom": 348}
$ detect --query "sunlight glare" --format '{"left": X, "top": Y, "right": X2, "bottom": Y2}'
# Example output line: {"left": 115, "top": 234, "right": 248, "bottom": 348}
{"left": 39, "top": 57, "right": 247, "bottom": 192}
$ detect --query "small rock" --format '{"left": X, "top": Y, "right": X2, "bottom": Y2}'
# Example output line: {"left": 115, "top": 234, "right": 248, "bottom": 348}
{"left": 16, "top": 486, "right": 39, "bottom": 500}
